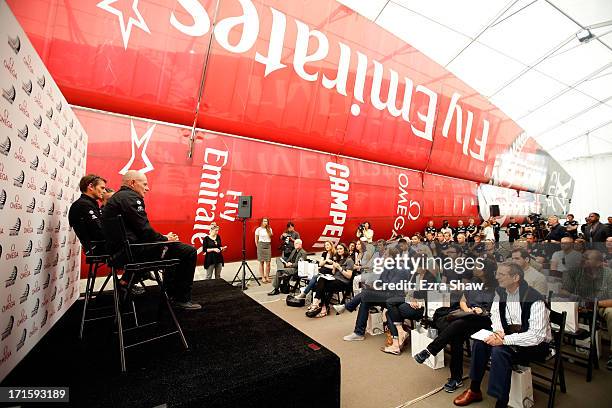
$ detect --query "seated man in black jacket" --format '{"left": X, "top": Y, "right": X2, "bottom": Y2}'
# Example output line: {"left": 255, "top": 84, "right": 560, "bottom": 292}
{"left": 68, "top": 174, "right": 107, "bottom": 254}
{"left": 454, "top": 262, "right": 551, "bottom": 408}
{"left": 268, "top": 239, "right": 307, "bottom": 295}
{"left": 102, "top": 170, "right": 201, "bottom": 310}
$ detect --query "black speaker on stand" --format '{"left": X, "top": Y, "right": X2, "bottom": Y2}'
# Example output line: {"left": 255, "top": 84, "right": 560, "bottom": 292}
{"left": 231, "top": 196, "right": 260, "bottom": 290}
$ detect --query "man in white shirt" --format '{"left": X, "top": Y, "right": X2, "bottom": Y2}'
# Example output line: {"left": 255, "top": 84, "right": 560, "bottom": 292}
{"left": 511, "top": 248, "right": 548, "bottom": 296}
{"left": 550, "top": 237, "right": 582, "bottom": 276}
{"left": 454, "top": 262, "right": 551, "bottom": 408}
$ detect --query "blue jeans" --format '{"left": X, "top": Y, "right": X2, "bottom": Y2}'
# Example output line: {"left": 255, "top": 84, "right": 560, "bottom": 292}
{"left": 345, "top": 292, "right": 363, "bottom": 312}
{"left": 303, "top": 275, "right": 318, "bottom": 294}
{"left": 353, "top": 298, "right": 387, "bottom": 336}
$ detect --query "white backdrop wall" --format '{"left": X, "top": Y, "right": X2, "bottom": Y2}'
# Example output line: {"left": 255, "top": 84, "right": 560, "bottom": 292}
{"left": 561, "top": 154, "right": 612, "bottom": 221}
{"left": 0, "top": 1, "right": 87, "bottom": 381}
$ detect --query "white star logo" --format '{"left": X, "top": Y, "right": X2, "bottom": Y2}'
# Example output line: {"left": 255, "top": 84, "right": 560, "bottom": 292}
{"left": 119, "top": 120, "right": 155, "bottom": 175}
{"left": 97, "top": 0, "right": 151, "bottom": 50}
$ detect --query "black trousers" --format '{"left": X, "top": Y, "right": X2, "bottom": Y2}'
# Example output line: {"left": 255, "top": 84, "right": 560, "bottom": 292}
{"left": 314, "top": 278, "right": 349, "bottom": 305}
{"left": 470, "top": 340, "right": 549, "bottom": 403}
{"left": 132, "top": 242, "right": 197, "bottom": 302}
{"left": 426, "top": 316, "right": 491, "bottom": 380}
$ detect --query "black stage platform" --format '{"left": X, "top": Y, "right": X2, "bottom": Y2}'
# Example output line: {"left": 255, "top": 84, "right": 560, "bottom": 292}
{"left": 1, "top": 280, "right": 341, "bottom": 408}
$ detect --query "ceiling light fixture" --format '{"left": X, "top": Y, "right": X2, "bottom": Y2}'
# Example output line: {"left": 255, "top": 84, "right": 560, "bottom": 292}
{"left": 576, "top": 29, "right": 594, "bottom": 43}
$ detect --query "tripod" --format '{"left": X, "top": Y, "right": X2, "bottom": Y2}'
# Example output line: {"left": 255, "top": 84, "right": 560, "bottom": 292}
{"left": 231, "top": 217, "right": 260, "bottom": 290}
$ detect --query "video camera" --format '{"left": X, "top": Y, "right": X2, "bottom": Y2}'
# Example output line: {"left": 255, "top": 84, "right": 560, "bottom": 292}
{"left": 528, "top": 213, "right": 542, "bottom": 223}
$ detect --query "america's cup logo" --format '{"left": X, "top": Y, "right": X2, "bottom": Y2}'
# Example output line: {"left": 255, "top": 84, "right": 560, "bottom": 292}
{"left": 119, "top": 120, "right": 155, "bottom": 175}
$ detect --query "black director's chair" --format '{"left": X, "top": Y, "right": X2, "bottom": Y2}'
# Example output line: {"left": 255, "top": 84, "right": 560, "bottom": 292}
{"left": 79, "top": 241, "right": 139, "bottom": 340}
{"left": 104, "top": 215, "right": 188, "bottom": 372}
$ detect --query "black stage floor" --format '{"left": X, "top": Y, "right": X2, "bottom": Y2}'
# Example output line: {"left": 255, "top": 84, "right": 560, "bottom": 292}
{"left": 1, "top": 280, "right": 341, "bottom": 408}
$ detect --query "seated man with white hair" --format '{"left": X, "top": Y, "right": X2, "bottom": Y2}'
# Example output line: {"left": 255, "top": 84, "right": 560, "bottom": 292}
{"left": 102, "top": 170, "right": 201, "bottom": 310}
{"left": 454, "top": 262, "right": 551, "bottom": 408}
{"left": 268, "top": 239, "right": 307, "bottom": 296}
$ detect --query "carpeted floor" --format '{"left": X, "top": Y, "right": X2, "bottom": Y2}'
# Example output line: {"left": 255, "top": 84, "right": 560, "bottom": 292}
{"left": 1, "top": 280, "right": 340, "bottom": 408}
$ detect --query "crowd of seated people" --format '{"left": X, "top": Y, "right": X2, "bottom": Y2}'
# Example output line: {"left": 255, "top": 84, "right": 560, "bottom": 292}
{"left": 286, "top": 215, "right": 611, "bottom": 407}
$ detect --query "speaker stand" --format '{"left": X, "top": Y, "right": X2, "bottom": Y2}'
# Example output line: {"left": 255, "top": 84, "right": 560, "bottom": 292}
{"left": 231, "top": 217, "right": 260, "bottom": 290}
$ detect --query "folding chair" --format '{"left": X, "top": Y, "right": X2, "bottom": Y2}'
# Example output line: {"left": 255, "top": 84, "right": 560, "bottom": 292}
{"left": 562, "top": 299, "right": 600, "bottom": 382}
{"left": 104, "top": 215, "right": 188, "bottom": 372}
{"left": 532, "top": 309, "right": 567, "bottom": 408}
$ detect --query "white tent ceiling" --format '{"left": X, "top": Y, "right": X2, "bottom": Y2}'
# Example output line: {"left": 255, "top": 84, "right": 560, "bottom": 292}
{"left": 338, "top": 0, "right": 612, "bottom": 161}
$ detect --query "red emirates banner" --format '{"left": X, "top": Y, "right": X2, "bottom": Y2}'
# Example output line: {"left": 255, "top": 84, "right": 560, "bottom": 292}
{"left": 77, "top": 108, "right": 482, "bottom": 263}
{"left": 7, "top": 0, "right": 573, "bottom": 196}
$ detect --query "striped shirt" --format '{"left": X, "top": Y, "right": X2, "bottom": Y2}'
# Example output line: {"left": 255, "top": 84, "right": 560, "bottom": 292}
{"left": 490, "top": 288, "right": 552, "bottom": 347}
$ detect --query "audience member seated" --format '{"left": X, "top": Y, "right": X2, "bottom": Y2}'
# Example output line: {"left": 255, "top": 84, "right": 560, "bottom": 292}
{"left": 482, "top": 240, "right": 505, "bottom": 263}
{"left": 306, "top": 243, "right": 354, "bottom": 318}
{"left": 352, "top": 239, "right": 376, "bottom": 295}
{"left": 560, "top": 249, "right": 612, "bottom": 370}
{"left": 453, "top": 262, "right": 551, "bottom": 407}
{"left": 102, "top": 170, "right": 201, "bottom": 310}
{"left": 348, "top": 241, "right": 357, "bottom": 262}
{"left": 382, "top": 253, "right": 436, "bottom": 355}
{"left": 295, "top": 241, "right": 336, "bottom": 299}
{"left": 441, "top": 245, "right": 472, "bottom": 306}
{"left": 334, "top": 244, "right": 399, "bottom": 313}
{"left": 268, "top": 239, "right": 307, "bottom": 295}
{"left": 68, "top": 174, "right": 107, "bottom": 254}
{"left": 550, "top": 236, "right": 581, "bottom": 277}
{"left": 510, "top": 249, "right": 548, "bottom": 296}
{"left": 414, "top": 259, "right": 498, "bottom": 393}
{"left": 411, "top": 235, "right": 433, "bottom": 258}
{"left": 340, "top": 246, "right": 410, "bottom": 341}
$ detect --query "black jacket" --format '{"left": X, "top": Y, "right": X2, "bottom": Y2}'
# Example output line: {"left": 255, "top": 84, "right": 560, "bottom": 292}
{"left": 585, "top": 222, "right": 610, "bottom": 243}
{"left": 101, "top": 186, "right": 167, "bottom": 253}
{"left": 68, "top": 194, "right": 104, "bottom": 252}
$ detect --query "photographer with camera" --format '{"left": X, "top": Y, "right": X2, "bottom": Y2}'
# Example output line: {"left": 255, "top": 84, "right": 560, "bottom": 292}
{"left": 279, "top": 221, "right": 300, "bottom": 258}
{"left": 356, "top": 221, "right": 374, "bottom": 243}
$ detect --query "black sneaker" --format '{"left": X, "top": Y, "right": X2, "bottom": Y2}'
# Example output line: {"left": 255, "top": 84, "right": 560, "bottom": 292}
{"left": 607, "top": 357, "right": 612, "bottom": 371}
{"left": 414, "top": 349, "right": 431, "bottom": 364}
{"left": 443, "top": 378, "right": 463, "bottom": 393}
